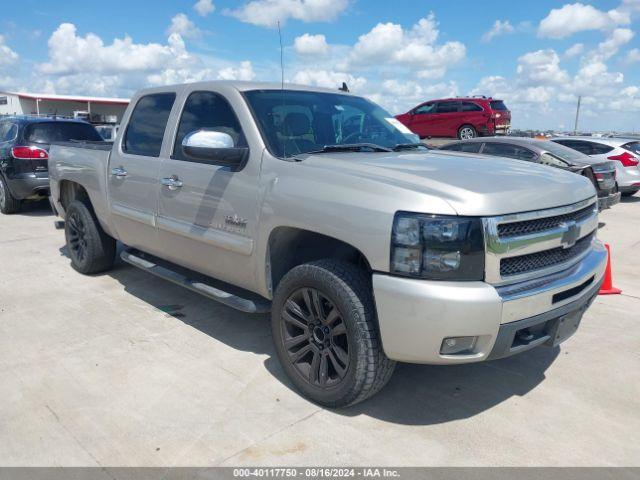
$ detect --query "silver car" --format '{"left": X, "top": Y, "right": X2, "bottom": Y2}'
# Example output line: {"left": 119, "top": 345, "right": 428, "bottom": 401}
{"left": 439, "top": 137, "right": 620, "bottom": 210}
{"left": 551, "top": 136, "right": 640, "bottom": 197}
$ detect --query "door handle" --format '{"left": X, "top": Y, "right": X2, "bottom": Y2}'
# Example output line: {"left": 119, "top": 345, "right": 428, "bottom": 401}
{"left": 160, "top": 176, "right": 183, "bottom": 191}
{"left": 111, "top": 167, "right": 128, "bottom": 178}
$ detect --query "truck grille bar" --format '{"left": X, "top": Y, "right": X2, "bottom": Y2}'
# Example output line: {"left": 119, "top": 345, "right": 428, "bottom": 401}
{"left": 484, "top": 198, "right": 599, "bottom": 285}
{"left": 500, "top": 232, "right": 595, "bottom": 277}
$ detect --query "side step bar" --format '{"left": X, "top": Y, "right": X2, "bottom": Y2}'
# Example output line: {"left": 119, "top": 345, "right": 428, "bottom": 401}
{"left": 120, "top": 249, "right": 271, "bottom": 314}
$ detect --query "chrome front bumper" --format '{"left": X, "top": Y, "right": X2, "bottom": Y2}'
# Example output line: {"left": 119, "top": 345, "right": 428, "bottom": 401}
{"left": 373, "top": 241, "right": 607, "bottom": 364}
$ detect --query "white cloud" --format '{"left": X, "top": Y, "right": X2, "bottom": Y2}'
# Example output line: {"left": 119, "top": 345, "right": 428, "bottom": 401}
{"left": 194, "top": 0, "right": 215, "bottom": 17}
{"left": 625, "top": 48, "right": 640, "bottom": 63}
{"left": 369, "top": 79, "right": 458, "bottom": 114}
{"left": 291, "top": 69, "right": 366, "bottom": 91}
{"left": 564, "top": 43, "right": 584, "bottom": 58}
{"left": 39, "top": 24, "right": 192, "bottom": 75}
{"left": 167, "top": 13, "right": 202, "bottom": 39}
{"left": 348, "top": 13, "right": 465, "bottom": 73}
{"left": 228, "top": 0, "right": 349, "bottom": 27}
{"left": 516, "top": 49, "right": 570, "bottom": 87}
{"left": 293, "top": 33, "right": 329, "bottom": 56}
{"left": 0, "top": 35, "right": 18, "bottom": 68}
{"left": 218, "top": 61, "right": 256, "bottom": 81}
{"left": 538, "top": 3, "right": 630, "bottom": 39}
{"left": 481, "top": 20, "right": 514, "bottom": 43}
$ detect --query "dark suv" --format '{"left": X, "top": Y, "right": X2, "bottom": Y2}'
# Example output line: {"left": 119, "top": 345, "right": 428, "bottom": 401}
{"left": 0, "top": 117, "right": 103, "bottom": 214}
{"left": 395, "top": 96, "right": 511, "bottom": 140}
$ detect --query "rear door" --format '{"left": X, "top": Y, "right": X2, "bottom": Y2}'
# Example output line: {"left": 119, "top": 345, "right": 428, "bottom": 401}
{"left": 108, "top": 92, "right": 177, "bottom": 254}
{"left": 460, "top": 101, "right": 486, "bottom": 131}
{"left": 156, "top": 89, "right": 261, "bottom": 290}
{"left": 432, "top": 101, "right": 460, "bottom": 137}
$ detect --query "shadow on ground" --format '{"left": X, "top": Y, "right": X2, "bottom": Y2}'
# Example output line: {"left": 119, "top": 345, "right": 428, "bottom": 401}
{"left": 15, "top": 199, "right": 53, "bottom": 216}
{"left": 59, "top": 242, "right": 559, "bottom": 426}
{"left": 620, "top": 194, "right": 640, "bottom": 203}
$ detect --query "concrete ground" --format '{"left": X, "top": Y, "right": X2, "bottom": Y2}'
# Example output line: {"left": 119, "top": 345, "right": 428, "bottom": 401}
{"left": 0, "top": 198, "right": 639, "bottom": 467}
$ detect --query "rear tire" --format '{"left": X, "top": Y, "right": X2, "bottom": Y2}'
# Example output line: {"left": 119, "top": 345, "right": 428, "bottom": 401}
{"left": 271, "top": 260, "right": 395, "bottom": 408}
{"left": 0, "top": 175, "right": 21, "bottom": 214}
{"left": 458, "top": 125, "right": 477, "bottom": 140}
{"left": 64, "top": 200, "right": 116, "bottom": 274}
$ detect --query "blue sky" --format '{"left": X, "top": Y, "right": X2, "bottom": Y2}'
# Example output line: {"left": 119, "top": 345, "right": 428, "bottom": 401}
{"left": 0, "top": 0, "right": 639, "bottom": 131}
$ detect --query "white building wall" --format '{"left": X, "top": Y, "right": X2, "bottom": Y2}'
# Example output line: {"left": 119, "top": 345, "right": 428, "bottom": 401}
{"left": 0, "top": 94, "right": 128, "bottom": 123}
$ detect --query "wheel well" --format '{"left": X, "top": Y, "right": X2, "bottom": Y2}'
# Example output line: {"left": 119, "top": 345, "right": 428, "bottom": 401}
{"left": 59, "top": 181, "right": 91, "bottom": 212}
{"left": 267, "top": 227, "right": 371, "bottom": 293}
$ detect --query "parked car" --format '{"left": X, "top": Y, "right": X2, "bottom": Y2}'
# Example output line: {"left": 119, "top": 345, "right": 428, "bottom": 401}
{"left": 0, "top": 117, "right": 103, "bottom": 214}
{"left": 395, "top": 96, "right": 511, "bottom": 139}
{"left": 440, "top": 137, "right": 621, "bottom": 210}
{"left": 49, "top": 81, "right": 606, "bottom": 407}
{"left": 551, "top": 137, "right": 640, "bottom": 197}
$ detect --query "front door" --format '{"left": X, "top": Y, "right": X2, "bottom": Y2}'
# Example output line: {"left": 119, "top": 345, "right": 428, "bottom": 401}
{"left": 156, "top": 90, "right": 261, "bottom": 291}
{"left": 108, "top": 92, "right": 177, "bottom": 254}
{"left": 408, "top": 102, "right": 436, "bottom": 137}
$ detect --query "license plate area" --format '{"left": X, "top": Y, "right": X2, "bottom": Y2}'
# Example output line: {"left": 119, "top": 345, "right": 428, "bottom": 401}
{"left": 547, "top": 308, "right": 585, "bottom": 347}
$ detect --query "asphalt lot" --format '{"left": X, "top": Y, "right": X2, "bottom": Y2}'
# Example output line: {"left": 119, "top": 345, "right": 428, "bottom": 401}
{"left": 1, "top": 198, "right": 639, "bottom": 467}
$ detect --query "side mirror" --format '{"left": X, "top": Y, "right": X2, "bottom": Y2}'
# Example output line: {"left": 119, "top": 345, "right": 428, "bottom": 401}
{"left": 181, "top": 130, "right": 249, "bottom": 170}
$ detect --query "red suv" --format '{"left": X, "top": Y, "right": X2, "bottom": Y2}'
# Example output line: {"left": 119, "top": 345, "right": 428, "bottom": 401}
{"left": 395, "top": 96, "right": 511, "bottom": 140}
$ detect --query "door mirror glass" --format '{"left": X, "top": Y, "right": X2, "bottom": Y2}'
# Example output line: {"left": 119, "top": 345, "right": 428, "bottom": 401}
{"left": 183, "top": 130, "right": 235, "bottom": 149}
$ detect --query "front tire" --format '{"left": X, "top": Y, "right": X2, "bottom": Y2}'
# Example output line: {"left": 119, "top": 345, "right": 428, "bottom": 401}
{"left": 64, "top": 200, "right": 116, "bottom": 274}
{"left": 0, "top": 175, "right": 21, "bottom": 214}
{"left": 458, "top": 125, "right": 477, "bottom": 140}
{"left": 271, "top": 260, "right": 395, "bottom": 408}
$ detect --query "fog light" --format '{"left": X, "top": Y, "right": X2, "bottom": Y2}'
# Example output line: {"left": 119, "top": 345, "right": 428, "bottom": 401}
{"left": 440, "top": 336, "right": 478, "bottom": 355}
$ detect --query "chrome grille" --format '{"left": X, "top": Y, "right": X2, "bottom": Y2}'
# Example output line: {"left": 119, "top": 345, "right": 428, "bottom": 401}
{"left": 497, "top": 204, "right": 595, "bottom": 238}
{"left": 500, "top": 232, "right": 595, "bottom": 277}
{"left": 484, "top": 198, "right": 599, "bottom": 285}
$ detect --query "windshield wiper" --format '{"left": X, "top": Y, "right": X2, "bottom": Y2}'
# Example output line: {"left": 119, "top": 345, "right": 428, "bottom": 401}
{"left": 303, "top": 143, "right": 393, "bottom": 155}
{"left": 392, "top": 143, "right": 427, "bottom": 151}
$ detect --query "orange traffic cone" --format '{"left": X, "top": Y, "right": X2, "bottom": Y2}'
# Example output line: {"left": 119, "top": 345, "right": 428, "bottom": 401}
{"left": 599, "top": 243, "right": 622, "bottom": 295}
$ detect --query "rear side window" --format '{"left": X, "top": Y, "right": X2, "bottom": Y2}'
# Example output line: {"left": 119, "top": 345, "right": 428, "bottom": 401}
{"left": 441, "top": 142, "right": 482, "bottom": 153}
{"left": 591, "top": 142, "right": 614, "bottom": 155}
{"left": 461, "top": 102, "right": 483, "bottom": 112}
{"left": 435, "top": 102, "right": 459, "bottom": 113}
{"left": 173, "top": 91, "right": 246, "bottom": 161}
{"left": 554, "top": 140, "right": 592, "bottom": 155}
{"left": 24, "top": 122, "right": 103, "bottom": 144}
{"left": 0, "top": 122, "right": 17, "bottom": 142}
{"left": 482, "top": 143, "right": 536, "bottom": 161}
{"left": 622, "top": 141, "right": 640, "bottom": 155}
{"left": 489, "top": 101, "right": 508, "bottom": 111}
{"left": 123, "top": 93, "right": 176, "bottom": 157}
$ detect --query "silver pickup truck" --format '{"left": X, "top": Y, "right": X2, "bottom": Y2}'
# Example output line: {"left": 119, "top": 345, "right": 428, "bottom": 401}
{"left": 49, "top": 81, "right": 608, "bottom": 407}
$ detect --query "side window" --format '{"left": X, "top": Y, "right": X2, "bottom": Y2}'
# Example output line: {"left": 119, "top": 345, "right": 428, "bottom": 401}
{"left": 442, "top": 143, "right": 482, "bottom": 153}
{"left": 414, "top": 103, "right": 435, "bottom": 115}
{"left": 0, "top": 123, "right": 16, "bottom": 142}
{"left": 123, "top": 93, "right": 176, "bottom": 157}
{"left": 461, "top": 102, "right": 483, "bottom": 112}
{"left": 591, "top": 142, "right": 614, "bottom": 155}
{"left": 513, "top": 147, "right": 537, "bottom": 161}
{"left": 173, "top": 91, "right": 247, "bottom": 161}
{"left": 435, "top": 102, "right": 460, "bottom": 114}
{"left": 556, "top": 140, "right": 591, "bottom": 155}
{"left": 481, "top": 143, "right": 519, "bottom": 158}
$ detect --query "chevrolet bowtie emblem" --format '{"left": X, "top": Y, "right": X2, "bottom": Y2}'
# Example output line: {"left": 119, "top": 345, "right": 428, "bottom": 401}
{"left": 560, "top": 221, "right": 579, "bottom": 248}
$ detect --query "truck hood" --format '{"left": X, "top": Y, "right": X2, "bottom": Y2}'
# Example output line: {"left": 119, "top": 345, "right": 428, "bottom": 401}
{"left": 300, "top": 150, "right": 596, "bottom": 216}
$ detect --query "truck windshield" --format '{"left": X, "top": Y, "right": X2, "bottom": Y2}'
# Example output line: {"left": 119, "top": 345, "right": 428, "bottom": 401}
{"left": 25, "top": 122, "right": 103, "bottom": 144}
{"left": 244, "top": 90, "right": 418, "bottom": 158}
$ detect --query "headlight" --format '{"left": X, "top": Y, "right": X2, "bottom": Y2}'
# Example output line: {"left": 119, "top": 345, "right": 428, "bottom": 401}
{"left": 391, "top": 212, "right": 485, "bottom": 280}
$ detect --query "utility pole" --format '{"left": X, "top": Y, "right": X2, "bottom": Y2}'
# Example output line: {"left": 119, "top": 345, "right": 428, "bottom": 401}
{"left": 573, "top": 95, "right": 581, "bottom": 134}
